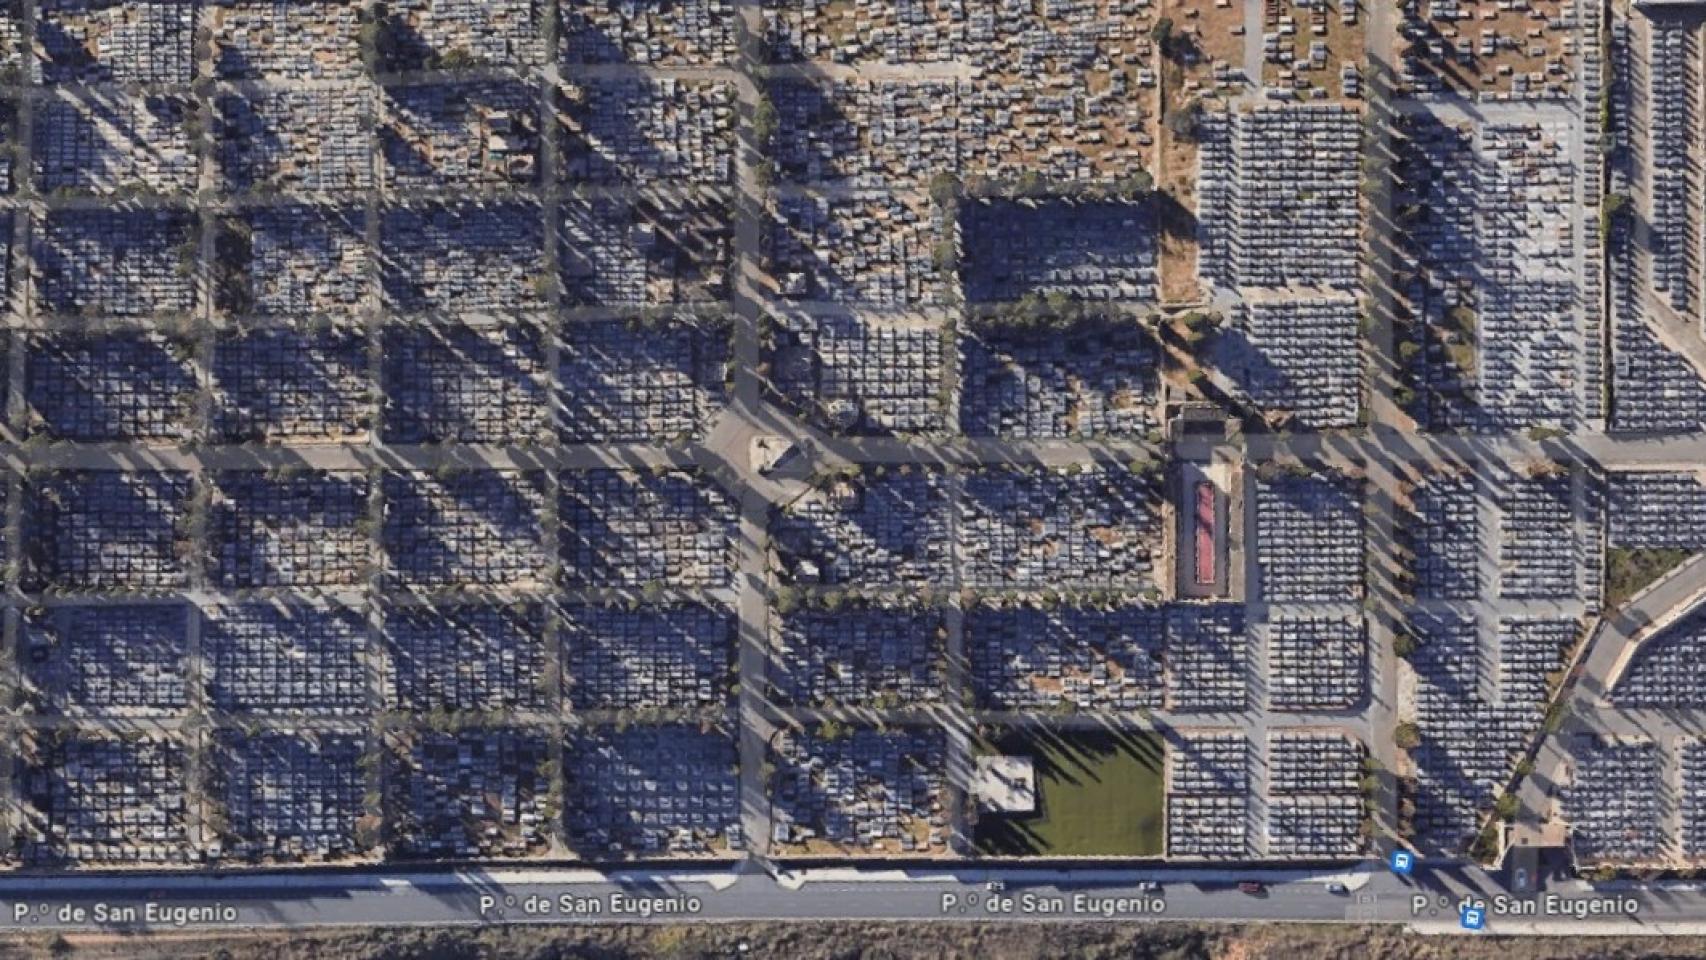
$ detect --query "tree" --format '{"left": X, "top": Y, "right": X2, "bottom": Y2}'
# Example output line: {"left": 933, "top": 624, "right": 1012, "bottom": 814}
{"left": 1494, "top": 793, "right": 1520, "bottom": 821}
{"left": 1394, "top": 721, "right": 1422, "bottom": 750}
{"left": 1150, "top": 17, "right": 1175, "bottom": 50}
{"left": 1392, "top": 631, "right": 1418, "bottom": 659}
{"left": 752, "top": 97, "right": 778, "bottom": 146}
{"left": 1167, "top": 99, "right": 1204, "bottom": 142}
{"left": 928, "top": 172, "right": 962, "bottom": 206}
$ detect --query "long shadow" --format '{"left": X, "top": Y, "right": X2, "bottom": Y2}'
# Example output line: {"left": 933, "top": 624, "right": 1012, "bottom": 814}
{"left": 209, "top": 324, "right": 372, "bottom": 442}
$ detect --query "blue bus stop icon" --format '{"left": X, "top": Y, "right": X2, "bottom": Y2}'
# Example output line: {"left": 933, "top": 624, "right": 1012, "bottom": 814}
{"left": 1461, "top": 906, "right": 1486, "bottom": 931}
{"left": 1390, "top": 850, "right": 1414, "bottom": 875}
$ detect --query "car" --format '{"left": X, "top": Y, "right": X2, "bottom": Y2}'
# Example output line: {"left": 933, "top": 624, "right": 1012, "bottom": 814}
{"left": 985, "top": 880, "right": 1006, "bottom": 893}
{"left": 1326, "top": 882, "right": 1349, "bottom": 895}
{"left": 1137, "top": 881, "right": 1161, "bottom": 893}
{"left": 1238, "top": 881, "right": 1266, "bottom": 896}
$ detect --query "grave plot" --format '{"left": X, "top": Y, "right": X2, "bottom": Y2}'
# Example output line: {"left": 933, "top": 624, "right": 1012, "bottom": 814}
{"left": 21, "top": 603, "right": 188, "bottom": 716}
{"left": 1648, "top": 20, "right": 1698, "bottom": 315}
{"left": 1610, "top": 306, "right": 1706, "bottom": 433}
{"left": 560, "top": 601, "right": 735, "bottom": 710}
{"left": 24, "top": 330, "right": 197, "bottom": 442}
{"left": 208, "top": 471, "right": 372, "bottom": 588}
{"left": 375, "top": 0, "right": 543, "bottom": 71}
{"left": 1408, "top": 609, "right": 1482, "bottom": 709}
{"left": 382, "top": 201, "right": 548, "bottom": 314}
{"left": 1266, "top": 614, "right": 1366, "bottom": 712}
{"left": 33, "top": 208, "right": 196, "bottom": 317}
{"left": 959, "top": 317, "right": 1160, "bottom": 438}
{"left": 216, "top": 87, "right": 374, "bottom": 194}
{"left": 957, "top": 79, "right": 1155, "bottom": 185}
{"left": 769, "top": 601, "right": 945, "bottom": 709}
{"left": 1497, "top": 617, "right": 1575, "bottom": 708}
{"left": 1402, "top": 117, "right": 1584, "bottom": 431}
{"left": 208, "top": 0, "right": 365, "bottom": 80}
{"left": 560, "top": 192, "right": 731, "bottom": 305}
{"left": 772, "top": 467, "right": 952, "bottom": 588}
{"left": 0, "top": 213, "right": 13, "bottom": 296}
{"left": 558, "top": 315, "right": 729, "bottom": 443}
{"left": 0, "top": 101, "right": 16, "bottom": 193}
{"left": 560, "top": 468, "right": 737, "bottom": 588}
{"left": 1498, "top": 471, "right": 1578, "bottom": 600}
{"left": 761, "top": 0, "right": 960, "bottom": 63}
{"left": 0, "top": 2, "right": 17, "bottom": 82}
{"left": 769, "top": 727, "right": 949, "bottom": 856}
{"left": 1170, "top": 731, "right": 1249, "bottom": 794}
{"left": 1269, "top": 731, "right": 1364, "bottom": 794}
{"left": 1682, "top": 741, "right": 1706, "bottom": 860}
{"left": 1224, "top": 295, "right": 1362, "bottom": 429}
{"left": 1165, "top": 604, "right": 1250, "bottom": 713}
{"left": 1406, "top": 608, "right": 1562, "bottom": 852}
{"left": 33, "top": 91, "right": 196, "bottom": 195}
{"left": 1254, "top": 471, "right": 1365, "bottom": 602}
{"left": 1408, "top": 472, "right": 1481, "bottom": 600}
{"left": 767, "top": 314, "right": 948, "bottom": 435}
{"left": 764, "top": 0, "right": 1159, "bottom": 180}
{"left": 564, "top": 725, "right": 741, "bottom": 857}
{"left": 21, "top": 733, "right": 189, "bottom": 865}
{"left": 215, "top": 731, "right": 368, "bottom": 862}
{"left": 24, "top": 470, "right": 192, "bottom": 591}
{"left": 767, "top": 79, "right": 957, "bottom": 186}
{"left": 1265, "top": 731, "right": 1366, "bottom": 859}
{"left": 211, "top": 325, "right": 373, "bottom": 442}
{"left": 381, "top": 321, "right": 551, "bottom": 445}
{"left": 216, "top": 205, "right": 369, "bottom": 317}
{"left": 1609, "top": 605, "right": 1706, "bottom": 708}
{"left": 560, "top": 77, "right": 734, "bottom": 185}
{"left": 1561, "top": 738, "right": 1664, "bottom": 864}
{"left": 561, "top": 0, "right": 737, "bottom": 65}
{"left": 769, "top": 193, "right": 945, "bottom": 307}
{"left": 1607, "top": 472, "right": 1706, "bottom": 550}
{"left": 966, "top": 601, "right": 1166, "bottom": 712}
{"left": 958, "top": 466, "right": 1163, "bottom": 589}
{"left": 383, "top": 602, "right": 549, "bottom": 712}
{"left": 1198, "top": 104, "right": 1361, "bottom": 292}
{"left": 36, "top": 0, "right": 195, "bottom": 83}
{"left": 1261, "top": 0, "right": 1365, "bottom": 99}
{"left": 959, "top": 198, "right": 1157, "bottom": 304}
{"left": 1399, "top": 0, "right": 1576, "bottom": 98}
{"left": 381, "top": 471, "right": 549, "bottom": 589}
{"left": 381, "top": 80, "right": 540, "bottom": 189}
{"left": 388, "top": 728, "right": 551, "bottom": 859}
{"left": 0, "top": 475, "right": 10, "bottom": 572}
{"left": 1167, "top": 731, "right": 1250, "bottom": 859}
{"left": 203, "top": 601, "right": 369, "bottom": 715}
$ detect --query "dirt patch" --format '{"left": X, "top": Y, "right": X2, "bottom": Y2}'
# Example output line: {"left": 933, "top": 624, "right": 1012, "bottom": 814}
{"left": 16, "top": 923, "right": 1706, "bottom": 960}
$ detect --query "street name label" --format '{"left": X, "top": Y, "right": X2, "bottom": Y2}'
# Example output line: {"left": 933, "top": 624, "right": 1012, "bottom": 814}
{"left": 1413, "top": 894, "right": 1640, "bottom": 922}
{"left": 478, "top": 893, "right": 703, "bottom": 920}
{"left": 12, "top": 903, "right": 238, "bottom": 927}
{"left": 941, "top": 892, "right": 1166, "bottom": 917}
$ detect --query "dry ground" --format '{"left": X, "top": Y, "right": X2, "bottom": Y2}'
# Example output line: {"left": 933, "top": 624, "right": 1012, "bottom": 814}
{"left": 10, "top": 923, "right": 1706, "bottom": 960}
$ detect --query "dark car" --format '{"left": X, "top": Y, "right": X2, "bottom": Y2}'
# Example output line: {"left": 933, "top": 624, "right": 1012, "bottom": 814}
{"left": 1238, "top": 881, "right": 1267, "bottom": 896}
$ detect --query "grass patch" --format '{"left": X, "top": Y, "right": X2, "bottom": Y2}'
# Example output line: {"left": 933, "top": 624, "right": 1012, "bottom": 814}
{"left": 973, "top": 728, "right": 1164, "bottom": 857}
{"left": 1606, "top": 547, "right": 1693, "bottom": 608}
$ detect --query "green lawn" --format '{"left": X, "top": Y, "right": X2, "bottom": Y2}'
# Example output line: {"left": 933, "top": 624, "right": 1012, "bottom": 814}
{"left": 973, "top": 728, "right": 1165, "bottom": 857}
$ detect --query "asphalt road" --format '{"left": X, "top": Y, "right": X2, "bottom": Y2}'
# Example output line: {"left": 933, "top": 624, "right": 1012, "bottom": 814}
{"left": 0, "top": 861, "right": 1684, "bottom": 935}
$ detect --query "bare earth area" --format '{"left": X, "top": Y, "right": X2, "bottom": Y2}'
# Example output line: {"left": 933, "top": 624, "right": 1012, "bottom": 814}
{"left": 10, "top": 925, "right": 1706, "bottom": 960}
